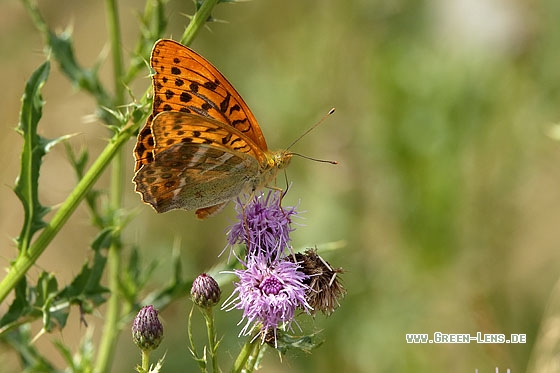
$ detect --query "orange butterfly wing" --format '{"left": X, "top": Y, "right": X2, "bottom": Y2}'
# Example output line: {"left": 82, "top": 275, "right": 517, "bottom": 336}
{"left": 134, "top": 39, "right": 268, "bottom": 172}
{"left": 133, "top": 112, "right": 266, "bottom": 215}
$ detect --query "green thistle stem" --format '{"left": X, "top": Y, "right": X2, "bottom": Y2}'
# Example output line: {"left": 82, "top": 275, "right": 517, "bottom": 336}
{"left": 202, "top": 307, "right": 219, "bottom": 373}
{"left": 95, "top": 230, "right": 123, "bottom": 373}
{"left": 141, "top": 350, "right": 150, "bottom": 371}
{"left": 181, "top": 0, "right": 220, "bottom": 46}
{"left": 231, "top": 332, "right": 261, "bottom": 373}
{"left": 94, "top": 0, "right": 125, "bottom": 371}
{"left": 245, "top": 338, "right": 263, "bottom": 373}
{"left": 106, "top": 0, "right": 125, "bottom": 105}
{"left": 188, "top": 307, "right": 208, "bottom": 372}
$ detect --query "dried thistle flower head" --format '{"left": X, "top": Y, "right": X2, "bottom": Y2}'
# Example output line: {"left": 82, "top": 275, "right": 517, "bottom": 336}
{"left": 292, "top": 248, "right": 346, "bottom": 316}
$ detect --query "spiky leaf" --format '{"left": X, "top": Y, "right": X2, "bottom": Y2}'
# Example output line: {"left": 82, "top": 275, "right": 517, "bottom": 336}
{"left": 14, "top": 61, "right": 51, "bottom": 251}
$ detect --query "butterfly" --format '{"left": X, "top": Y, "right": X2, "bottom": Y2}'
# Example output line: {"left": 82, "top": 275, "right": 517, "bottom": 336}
{"left": 133, "top": 39, "right": 292, "bottom": 219}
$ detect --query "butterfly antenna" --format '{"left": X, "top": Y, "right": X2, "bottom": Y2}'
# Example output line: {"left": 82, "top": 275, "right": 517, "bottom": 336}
{"left": 286, "top": 108, "right": 336, "bottom": 151}
{"left": 290, "top": 153, "right": 338, "bottom": 165}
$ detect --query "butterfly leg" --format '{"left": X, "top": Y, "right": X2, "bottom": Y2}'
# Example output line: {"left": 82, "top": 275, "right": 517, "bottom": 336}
{"left": 264, "top": 184, "right": 289, "bottom": 218}
{"left": 278, "top": 168, "right": 294, "bottom": 215}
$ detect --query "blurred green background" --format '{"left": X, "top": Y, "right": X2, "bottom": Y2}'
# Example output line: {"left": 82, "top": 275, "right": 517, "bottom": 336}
{"left": 2, "top": 0, "right": 560, "bottom": 371}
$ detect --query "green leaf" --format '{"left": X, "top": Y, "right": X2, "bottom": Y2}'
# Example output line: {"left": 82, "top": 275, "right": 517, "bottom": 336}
{"left": 90, "top": 228, "right": 114, "bottom": 252}
{"left": 36, "top": 272, "right": 62, "bottom": 332}
{"left": 24, "top": 1, "right": 113, "bottom": 123}
{"left": 0, "top": 273, "right": 61, "bottom": 334}
{"left": 0, "top": 252, "right": 108, "bottom": 335}
{"left": 47, "top": 29, "right": 111, "bottom": 110}
{"left": 65, "top": 144, "right": 104, "bottom": 227}
{"left": 0, "top": 325, "right": 55, "bottom": 372}
{"left": 58, "top": 249, "right": 109, "bottom": 312}
{"left": 135, "top": 353, "right": 166, "bottom": 373}
{"left": 120, "top": 247, "right": 159, "bottom": 305}
{"left": 272, "top": 330, "right": 324, "bottom": 355}
{"left": 53, "top": 330, "right": 94, "bottom": 372}
{"left": 141, "top": 247, "right": 191, "bottom": 310}
{"left": 14, "top": 60, "right": 75, "bottom": 253}
{"left": 126, "top": 0, "right": 168, "bottom": 84}
{"left": 0, "top": 273, "right": 63, "bottom": 333}
{"left": 14, "top": 61, "right": 51, "bottom": 253}
{"left": 0, "top": 278, "right": 32, "bottom": 329}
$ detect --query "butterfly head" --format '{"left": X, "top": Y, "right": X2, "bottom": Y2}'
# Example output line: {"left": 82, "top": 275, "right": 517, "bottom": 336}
{"left": 269, "top": 150, "right": 293, "bottom": 170}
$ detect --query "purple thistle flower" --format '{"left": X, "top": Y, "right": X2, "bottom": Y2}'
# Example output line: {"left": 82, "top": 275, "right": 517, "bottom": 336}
{"left": 227, "top": 191, "right": 298, "bottom": 259}
{"left": 222, "top": 251, "right": 311, "bottom": 340}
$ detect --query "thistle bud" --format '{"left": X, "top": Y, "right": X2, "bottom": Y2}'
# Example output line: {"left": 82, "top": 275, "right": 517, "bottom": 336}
{"left": 191, "top": 273, "right": 221, "bottom": 308}
{"left": 132, "top": 305, "right": 163, "bottom": 352}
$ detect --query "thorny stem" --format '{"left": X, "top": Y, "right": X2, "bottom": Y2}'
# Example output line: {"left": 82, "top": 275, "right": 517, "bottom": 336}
{"left": 181, "top": 0, "right": 220, "bottom": 46}
{"left": 95, "top": 0, "right": 126, "bottom": 371}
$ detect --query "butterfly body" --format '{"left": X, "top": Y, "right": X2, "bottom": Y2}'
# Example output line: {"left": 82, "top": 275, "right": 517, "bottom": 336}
{"left": 133, "top": 40, "right": 291, "bottom": 218}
